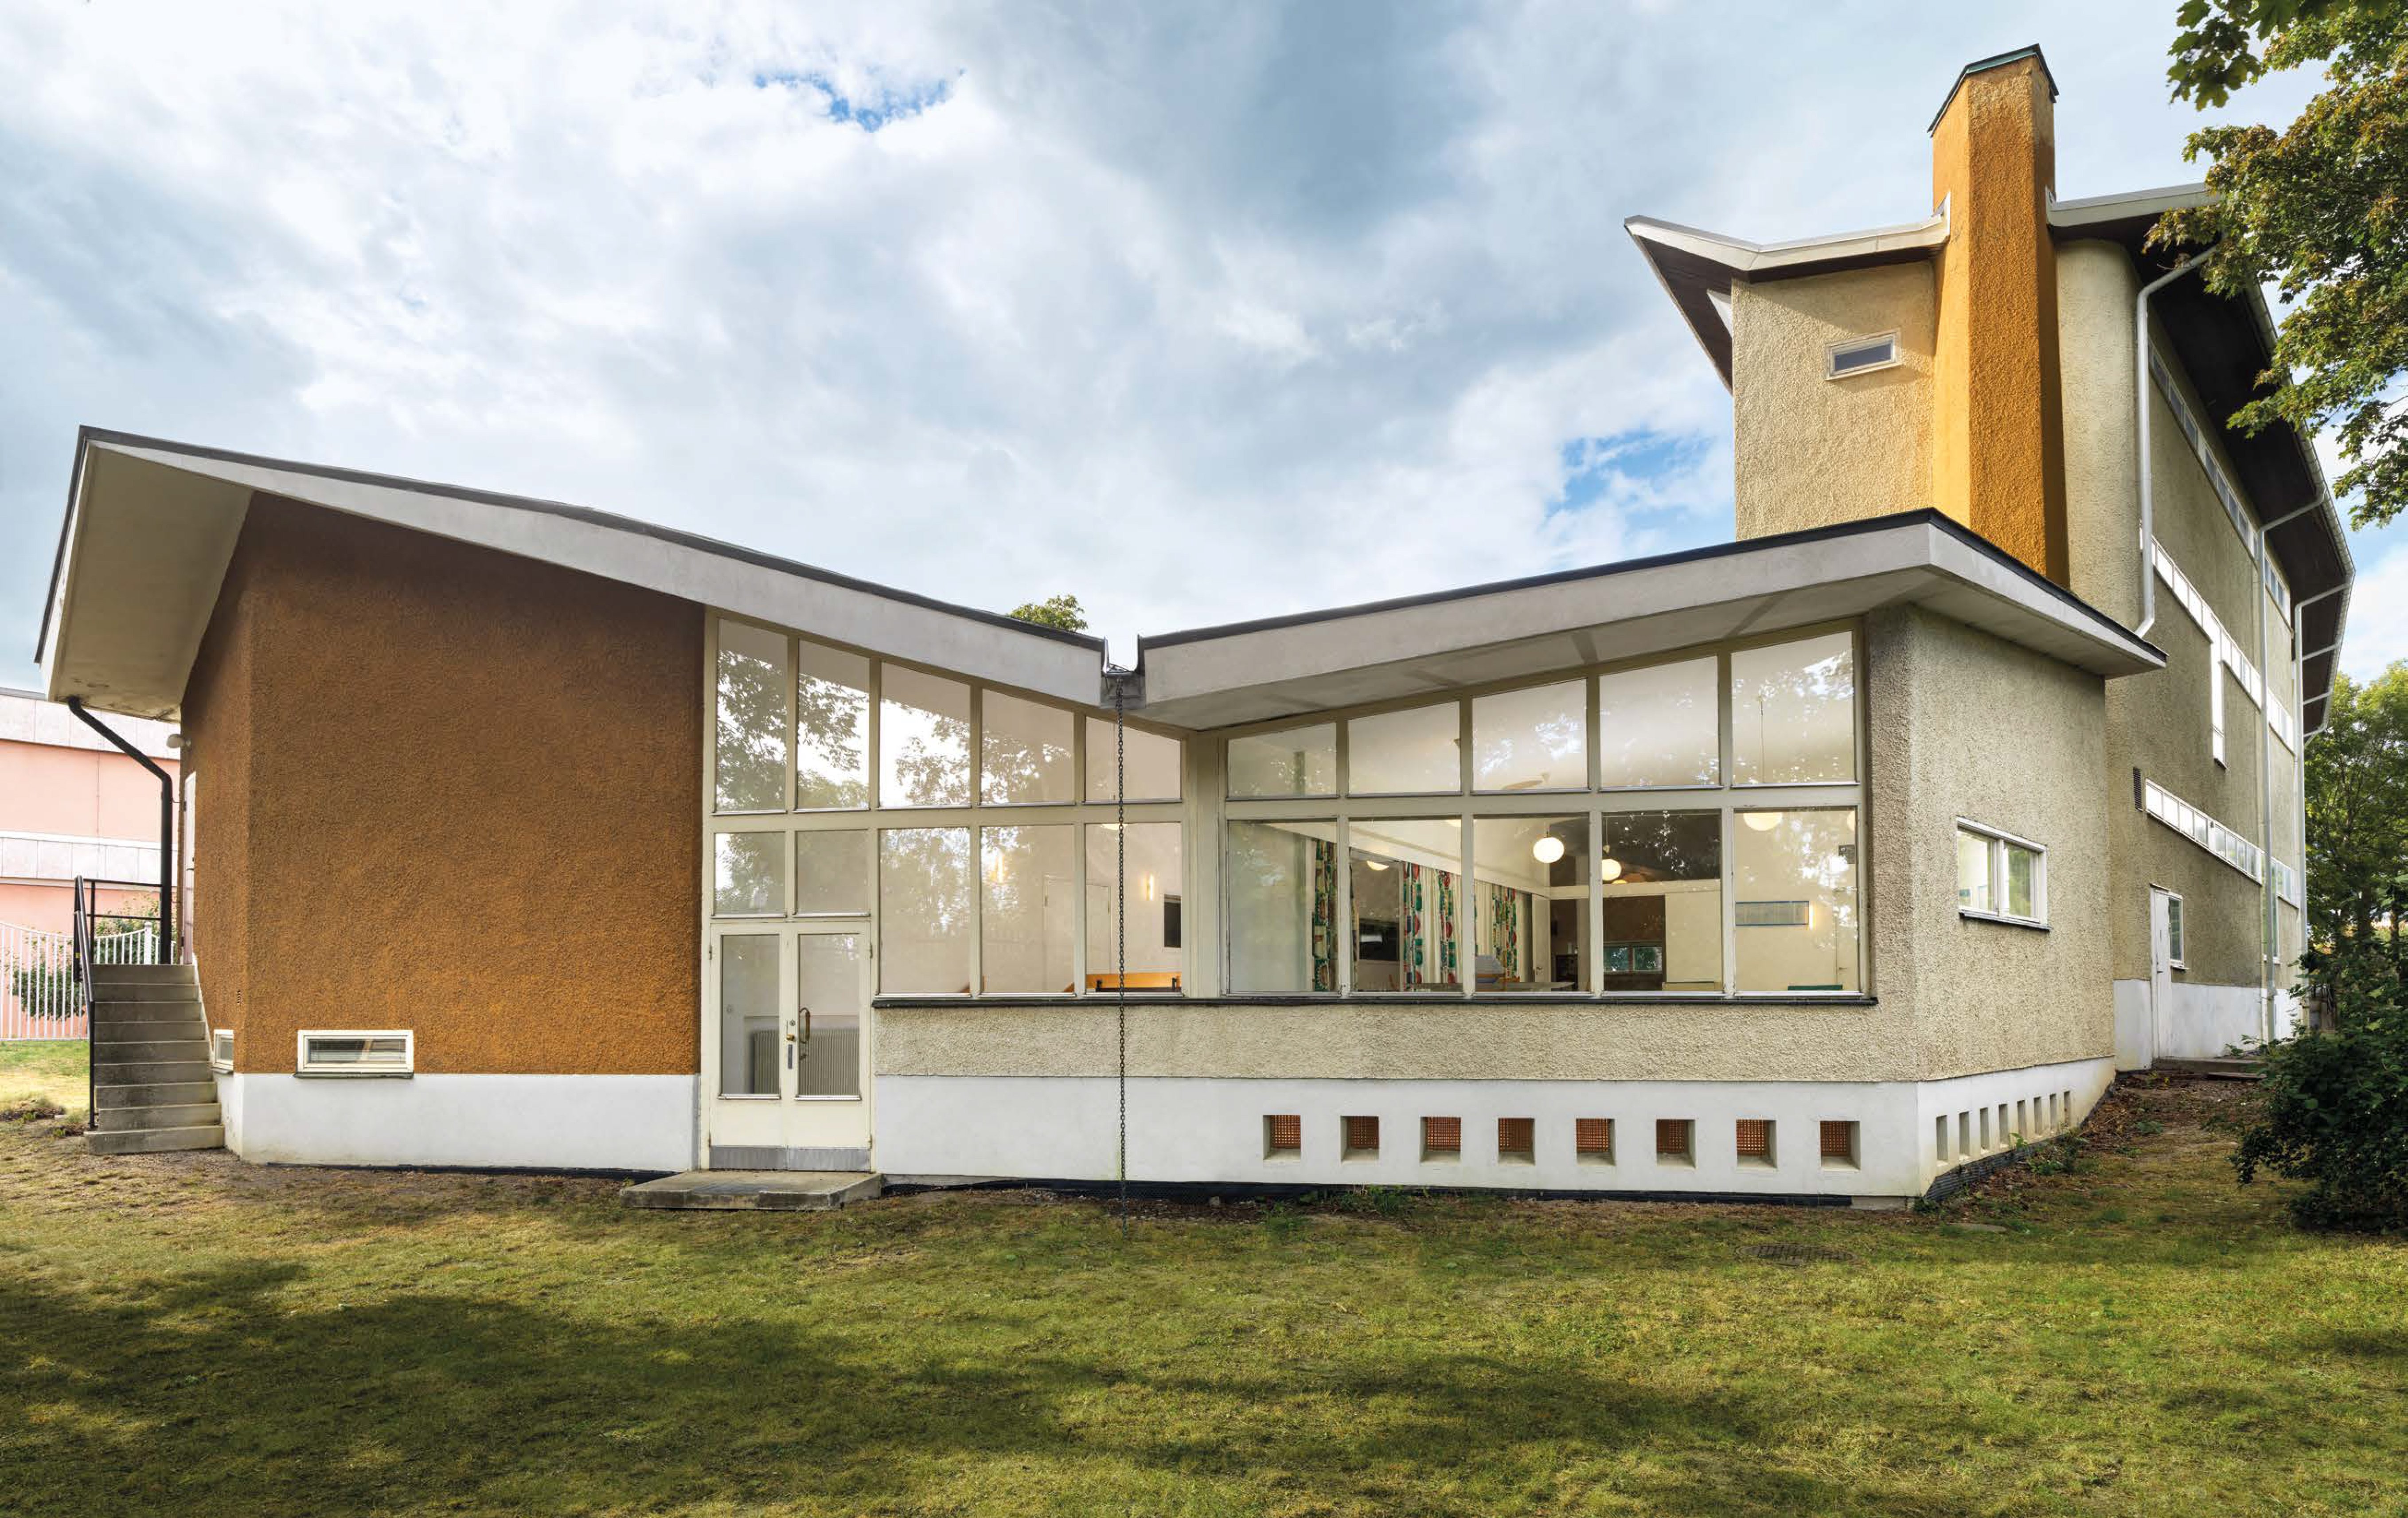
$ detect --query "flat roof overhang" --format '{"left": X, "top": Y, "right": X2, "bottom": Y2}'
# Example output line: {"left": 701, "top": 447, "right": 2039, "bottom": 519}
{"left": 37, "top": 429, "right": 1108, "bottom": 721}
{"left": 1133, "top": 510, "right": 2164, "bottom": 729}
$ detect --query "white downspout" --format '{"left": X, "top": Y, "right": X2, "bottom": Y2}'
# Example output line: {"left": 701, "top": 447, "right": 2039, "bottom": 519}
{"left": 2134, "top": 252, "right": 2212, "bottom": 636}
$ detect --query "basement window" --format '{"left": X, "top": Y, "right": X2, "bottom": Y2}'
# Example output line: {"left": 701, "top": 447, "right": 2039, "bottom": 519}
{"left": 1264, "top": 1114, "right": 1302, "bottom": 1159}
{"left": 1736, "top": 1118, "right": 1776, "bottom": 1168}
{"left": 1656, "top": 1118, "right": 1694, "bottom": 1167}
{"left": 209, "top": 1030, "right": 233, "bottom": 1074}
{"left": 296, "top": 1030, "right": 413, "bottom": 1077}
{"left": 1497, "top": 1117, "right": 1536, "bottom": 1164}
{"left": 1826, "top": 332, "right": 1900, "bottom": 379}
{"left": 1342, "top": 1115, "right": 1380, "bottom": 1161}
{"left": 1820, "top": 1120, "right": 1859, "bottom": 1170}
{"left": 1422, "top": 1116, "right": 1461, "bottom": 1162}
{"left": 1575, "top": 1117, "right": 1614, "bottom": 1164}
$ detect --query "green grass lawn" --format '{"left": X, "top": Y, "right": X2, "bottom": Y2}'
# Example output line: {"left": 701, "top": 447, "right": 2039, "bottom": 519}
{"left": 1, "top": 1078, "right": 2403, "bottom": 1517}
{"left": 0, "top": 1041, "right": 86, "bottom": 1119}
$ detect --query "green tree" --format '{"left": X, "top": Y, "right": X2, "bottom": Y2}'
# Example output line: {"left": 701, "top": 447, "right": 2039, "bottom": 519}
{"left": 1007, "top": 594, "right": 1089, "bottom": 633}
{"left": 2155, "top": 0, "right": 2408, "bottom": 526}
{"left": 2303, "top": 665, "right": 2408, "bottom": 997}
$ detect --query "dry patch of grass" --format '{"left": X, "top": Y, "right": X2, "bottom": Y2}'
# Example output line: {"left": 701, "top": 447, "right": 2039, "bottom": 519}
{"left": 1, "top": 1077, "right": 2404, "bottom": 1516}
{"left": 0, "top": 1042, "right": 84, "bottom": 1122}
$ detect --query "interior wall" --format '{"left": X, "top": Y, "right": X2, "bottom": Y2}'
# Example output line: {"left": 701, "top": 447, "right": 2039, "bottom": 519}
{"left": 188, "top": 494, "right": 704, "bottom": 1076}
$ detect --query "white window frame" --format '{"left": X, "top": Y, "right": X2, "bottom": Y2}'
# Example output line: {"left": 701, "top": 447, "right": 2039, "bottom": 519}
{"left": 1218, "top": 621, "right": 1869, "bottom": 1001}
{"left": 209, "top": 1028, "right": 233, "bottom": 1075}
{"left": 1825, "top": 332, "right": 1901, "bottom": 380}
{"left": 2164, "top": 890, "right": 2187, "bottom": 969}
{"left": 295, "top": 1029, "right": 414, "bottom": 1078}
{"left": 1955, "top": 819, "right": 2047, "bottom": 929}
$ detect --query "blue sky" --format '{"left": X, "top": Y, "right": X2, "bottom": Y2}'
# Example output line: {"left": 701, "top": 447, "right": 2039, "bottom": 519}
{"left": 2, "top": 0, "right": 2399, "bottom": 682}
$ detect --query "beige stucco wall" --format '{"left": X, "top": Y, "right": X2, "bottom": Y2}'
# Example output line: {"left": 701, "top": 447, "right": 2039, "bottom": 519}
{"left": 1867, "top": 605, "right": 2112, "bottom": 1077}
{"left": 1731, "top": 264, "right": 1936, "bottom": 540}
{"left": 2058, "top": 242, "right": 2143, "bottom": 625}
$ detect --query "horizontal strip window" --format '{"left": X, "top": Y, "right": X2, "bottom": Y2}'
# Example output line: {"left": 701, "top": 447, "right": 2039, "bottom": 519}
{"left": 296, "top": 1030, "right": 412, "bottom": 1077}
{"left": 2149, "top": 345, "right": 2257, "bottom": 554}
{"left": 2141, "top": 778, "right": 2264, "bottom": 884}
{"left": 2271, "top": 858, "right": 2301, "bottom": 909}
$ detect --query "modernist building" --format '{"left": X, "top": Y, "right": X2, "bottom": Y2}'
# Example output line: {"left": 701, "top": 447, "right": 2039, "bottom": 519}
{"left": 33, "top": 48, "right": 2348, "bottom": 1202}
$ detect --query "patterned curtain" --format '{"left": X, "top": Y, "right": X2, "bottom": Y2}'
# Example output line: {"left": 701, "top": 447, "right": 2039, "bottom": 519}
{"left": 1485, "top": 884, "right": 1522, "bottom": 981}
{"left": 1397, "top": 863, "right": 1428, "bottom": 988}
{"left": 1436, "top": 870, "right": 1460, "bottom": 985}
{"left": 1310, "top": 839, "right": 1338, "bottom": 992}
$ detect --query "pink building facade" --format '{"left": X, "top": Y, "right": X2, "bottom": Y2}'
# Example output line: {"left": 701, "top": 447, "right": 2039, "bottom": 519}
{"left": 0, "top": 687, "right": 177, "bottom": 935}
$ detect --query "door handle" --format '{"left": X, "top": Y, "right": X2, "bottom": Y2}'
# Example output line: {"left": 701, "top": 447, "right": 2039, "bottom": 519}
{"left": 799, "top": 1005, "right": 812, "bottom": 1045}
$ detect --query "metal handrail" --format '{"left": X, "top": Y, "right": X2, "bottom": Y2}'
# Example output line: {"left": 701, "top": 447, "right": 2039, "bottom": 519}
{"left": 72, "top": 875, "right": 164, "bottom": 1124}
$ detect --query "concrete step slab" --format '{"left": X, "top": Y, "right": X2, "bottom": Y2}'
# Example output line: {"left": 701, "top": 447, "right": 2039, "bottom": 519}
{"left": 86, "top": 1124, "right": 223, "bottom": 1155}
{"left": 95, "top": 1059, "right": 212, "bottom": 1085}
{"left": 621, "top": 1170, "right": 883, "bottom": 1211}
{"left": 87, "top": 967, "right": 197, "bottom": 986}
{"left": 95, "top": 1081, "right": 219, "bottom": 1108}
{"left": 89, "top": 1038, "right": 209, "bottom": 1063}
{"left": 87, "top": 983, "right": 201, "bottom": 1003}
{"left": 94, "top": 1102, "right": 222, "bottom": 1132}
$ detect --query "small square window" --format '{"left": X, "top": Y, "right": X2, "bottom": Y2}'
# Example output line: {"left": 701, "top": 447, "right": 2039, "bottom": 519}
{"left": 1422, "top": 1116, "right": 1461, "bottom": 1161}
{"left": 1655, "top": 1118, "right": 1694, "bottom": 1166}
{"left": 1936, "top": 1114, "right": 1951, "bottom": 1162}
{"left": 1497, "top": 1117, "right": 1535, "bottom": 1164}
{"left": 297, "top": 1030, "right": 412, "bottom": 1077}
{"left": 1827, "top": 332, "right": 1900, "bottom": 378}
{"left": 1820, "top": 1120, "right": 1858, "bottom": 1170}
{"left": 1575, "top": 1117, "right": 1614, "bottom": 1164}
{"left": 1958, "top": 823, "right": 2045, "bottom": 925}
{"left": 1265, "top": 1114, "right": 1302, "bottom": 1158}
{"left": 1736, "top": 1118, "right": 1776, "bottom": 1168}
{"left": 209, "top": 1029, "right": 233, "bottom": 1073}
{"left": 1343, "top": 1115, "right": 1380, "bottom": 1161}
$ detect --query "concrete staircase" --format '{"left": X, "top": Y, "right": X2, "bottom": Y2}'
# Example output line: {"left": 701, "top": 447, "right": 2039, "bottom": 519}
{"left": 85, "top": 963, "right": 224, "bottom": 1155}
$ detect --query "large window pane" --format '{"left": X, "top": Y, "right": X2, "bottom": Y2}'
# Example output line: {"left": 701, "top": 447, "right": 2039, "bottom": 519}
{"left": 880, "top": 827, "right": 972, "bottom": 993}
{"left": 1598, "top": 657, "right": 1718, "bottom": 788}
{"left": 1086, "top": 823, "right": 1184, "bottom": 991}
{"left": 796, "top": 830, "right": 870, "bottom": 916}
{"left": 1472, "top": 681, "right": 1586, "bottom": 793}
{"left": 1733, "top": 808, "right": 1858, "bottom": 993}
{"left": 983, "top": 692, "right": 1076, "bottom": 804}
{"left": 715, "top": 620, "right": 788, "bottom": 812}
{"left": 714, "top": 832, "right": 785, "bottom": 916}
{"left": 1225, "top": 820, "right": 1338, "bottom": 993}
{"left": 1731, "top": 632, "right": 1855, "bottom": 784}
{"left": 796, "top": 640, "right": 870, "bottom": 810}
{"left": 1348, "top": 819, "right": 1463, "bottom": 991}
{"left": 717, "top": 933, "right": 779, "bottom": 1097}
{"left": 1348, "top": 704, "right": 1462, "bottom": 796}
{"left": 1228, "top": 724, "right": 1336, "bottom": 797}
{"left": 795, "top": 934, "right": 864, "bottom": 1097}
{"left": 1955, "top": 829, "right": 1993, "bottom": 914}
{"left": 1600, "top": 811, "right": 1722, "bottom": 992}
{"left": 1086, "top": 720, "right": 1183, "bottom": 803}
{"left": 1469, "top": 815, "right": 1589, "bottom": 991}
{"left": 981, "top": 825, "right": 1076, "bottom": 993}
{"left": 880, "top": 667, "right": 972, "bottom": 808}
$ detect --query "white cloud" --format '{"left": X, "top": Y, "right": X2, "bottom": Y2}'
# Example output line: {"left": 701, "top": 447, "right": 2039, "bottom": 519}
{"left": 0, "top": 0, "right": 2361, "bottom": 679}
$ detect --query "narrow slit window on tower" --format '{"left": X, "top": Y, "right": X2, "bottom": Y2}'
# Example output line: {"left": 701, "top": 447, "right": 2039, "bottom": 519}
{"left": 1827, "top": 332, "right": 1900, "bottom": 378}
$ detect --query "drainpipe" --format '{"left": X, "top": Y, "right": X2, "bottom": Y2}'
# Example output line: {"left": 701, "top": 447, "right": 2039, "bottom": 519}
{"left": 2293, "top": 580, "right": 2349, "bottom": 1024}
{"left": 65, "top": 697, "right": 173, "bottom": 965}
{"left": 2253, "top": 522, "right": 2277, "bottom": 1044}
{"left": 2134, "top": 252, "right": 2212, "bottom": 637}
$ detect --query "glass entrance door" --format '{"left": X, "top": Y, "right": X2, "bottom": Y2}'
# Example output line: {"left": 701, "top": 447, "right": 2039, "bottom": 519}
{"left": 705, "top": 926, "right": 871, "bottom": 1167}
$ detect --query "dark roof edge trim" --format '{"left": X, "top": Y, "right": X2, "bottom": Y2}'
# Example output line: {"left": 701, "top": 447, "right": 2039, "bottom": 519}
{"left": 41, "top": 426, "right": 1107, "bottom": 654}
{"left": 1138, "top": 507, "right": 2158, "bottom": 663}
{"left": 1928, "top": 44, "right": 2058, "bottom": 135}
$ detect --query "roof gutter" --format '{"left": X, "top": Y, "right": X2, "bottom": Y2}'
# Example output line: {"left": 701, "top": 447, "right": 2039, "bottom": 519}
{"left": 2134, "top": 252, "right": 2212, "bottom": 638}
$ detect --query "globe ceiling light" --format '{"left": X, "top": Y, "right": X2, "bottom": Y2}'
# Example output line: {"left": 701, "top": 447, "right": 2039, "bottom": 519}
{"left": 1599, "top": 856, "right": 1624, "bottom": 882}
{"left": 1530, "top": 835, "right": 1567, "bottom": 864}
{"left": 1743, "top": 811, "right": 1785, "bottom": 832}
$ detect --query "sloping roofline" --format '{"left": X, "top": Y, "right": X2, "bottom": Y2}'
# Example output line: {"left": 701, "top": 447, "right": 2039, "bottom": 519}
{"left": 35, "top": 425, "right": 1104, "bottom": 663}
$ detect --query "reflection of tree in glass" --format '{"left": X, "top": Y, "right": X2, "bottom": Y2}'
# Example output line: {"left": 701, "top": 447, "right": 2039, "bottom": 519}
{"left": 882, "top": 828, "right": 972, "bottom": 991}
{"left": 797, "top": 674, "right": 868, "bottom": 808}
{"left": 717, "top": 835, "right": 783, "bottom": 913}
{"left": 1737, "top": 643, "right": 1855, "bottom": 783}
{"left": 890, "top": 714, "right": 970, "bottom": 806}
{"left": 716, "top": 649, "right": 786, "bottom": 808}
{"left": 1604, "top": 812, "right": 1721, "bottom": 880}
{"left": 983, "top": 726, "right": 1074, "bottom": 804}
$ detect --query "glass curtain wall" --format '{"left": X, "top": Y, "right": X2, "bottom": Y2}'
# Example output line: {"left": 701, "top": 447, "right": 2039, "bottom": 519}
{"left": 1220, "top": 626, "right": 1862, "bottom": 998}
{"left": 708, "top": 618, "right": 1187, "bottom": 999}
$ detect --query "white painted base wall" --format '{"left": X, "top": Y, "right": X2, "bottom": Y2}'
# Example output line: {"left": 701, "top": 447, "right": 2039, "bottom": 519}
{"left": 2114, "top": 977, "right": 2270, "bottom": 1068}
{"left": 221, "top": 1073, "right": 696, "bottom": 1173}
{"left": 876, "top": 1060, "right": 2115, "bottom": 1201}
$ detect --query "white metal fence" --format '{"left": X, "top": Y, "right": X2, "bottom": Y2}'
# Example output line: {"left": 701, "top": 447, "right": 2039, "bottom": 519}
{"left": 0, "top": 922, "right": 158, "bottom": 1041}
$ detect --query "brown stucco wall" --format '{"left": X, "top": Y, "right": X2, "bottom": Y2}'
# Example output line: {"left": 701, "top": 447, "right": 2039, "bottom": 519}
{"left": 1929, "top": 52, "right": 2069, "bottom": 584}
{"left": 183, "top": 494, "right": 703, "bottom": 1075}
{"left": 1731, "top": 264, "right": 1936, "bottom": 539}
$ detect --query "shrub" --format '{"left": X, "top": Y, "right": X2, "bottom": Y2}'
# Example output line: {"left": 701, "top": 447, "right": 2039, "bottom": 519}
{"left": 2232, "top": 980, "right": 2408, "bottom": 1231}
